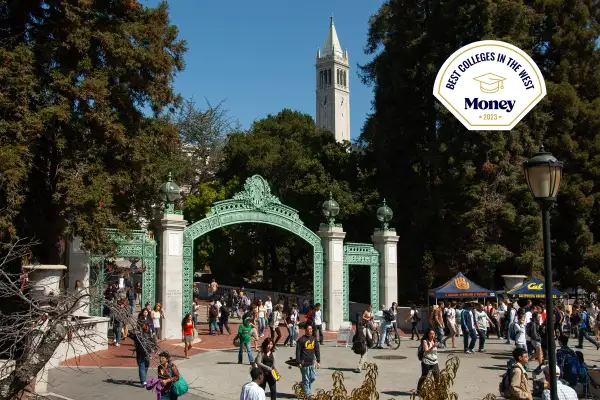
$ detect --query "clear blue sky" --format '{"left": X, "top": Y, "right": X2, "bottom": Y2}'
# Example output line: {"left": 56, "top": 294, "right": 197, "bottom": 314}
{"left": 146, "top": 0, "right": 385, "bottom": 141}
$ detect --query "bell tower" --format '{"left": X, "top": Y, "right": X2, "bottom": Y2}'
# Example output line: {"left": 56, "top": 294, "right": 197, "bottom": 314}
{"left": 316, "top": 16, "right": 350, "bottom": 143}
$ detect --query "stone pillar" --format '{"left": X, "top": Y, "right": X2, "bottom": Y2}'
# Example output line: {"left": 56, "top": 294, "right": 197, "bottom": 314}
{"left": 317, "top": 225, "right": 346, "bottom": 332}
{"left": 157, "top": 212, "right": 187, "bottom": 339}
{"left": 371, "top": 229, "right": 400, "bottom": 308}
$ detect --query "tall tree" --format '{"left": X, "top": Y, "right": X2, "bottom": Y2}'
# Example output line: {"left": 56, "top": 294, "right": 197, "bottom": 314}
{"left": 360, "top": 0, "right": 600, "bottom": 302}
{"left": 187, "top": 109, "right": 378, "bottom": 293}
{"left": 0, "top": 0, "right": 187, "bottom": 261}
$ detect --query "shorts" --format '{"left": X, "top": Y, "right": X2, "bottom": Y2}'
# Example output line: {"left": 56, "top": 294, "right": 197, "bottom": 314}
{"left": 530, "top": 339, "right": 541, "bottom": 349}
{"left": 184, "top": 335, "right": 193, "bottom": 343}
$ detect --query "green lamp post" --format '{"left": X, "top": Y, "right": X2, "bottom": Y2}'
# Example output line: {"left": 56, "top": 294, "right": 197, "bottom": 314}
{"left": 159, "top": 172, "right": 181, "bottom": 214}
{"left": 322, "top": 192, "right": 340, "bottom": 227}
{"left": 523, "top": 145, "right": 563, "bottom": 400}
{"left": 376, "top": 199, "right": 393, "bottom": 231}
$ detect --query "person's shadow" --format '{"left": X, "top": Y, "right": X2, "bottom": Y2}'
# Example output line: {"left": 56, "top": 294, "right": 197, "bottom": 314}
{"left": 104, "top": 378, "right": 141, "bottom": 388}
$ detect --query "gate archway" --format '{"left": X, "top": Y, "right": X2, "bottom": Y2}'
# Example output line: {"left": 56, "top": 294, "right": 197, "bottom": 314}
{"left": 182, "top": 175, "right": 324, "bottom": 316}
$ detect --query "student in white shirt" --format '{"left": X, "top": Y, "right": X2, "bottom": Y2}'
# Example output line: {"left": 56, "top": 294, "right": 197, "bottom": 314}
{"left": 265, "top": 296, "right": 273, "bottom": 322}
{"left": 240, "top": 367, "right": 266, "bottom": 400}
{"left": 313, "top": 303, "right": 324, "bottom": 345}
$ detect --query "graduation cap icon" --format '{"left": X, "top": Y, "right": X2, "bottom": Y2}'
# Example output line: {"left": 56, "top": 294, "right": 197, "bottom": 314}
{"left": 473, "top": 73, "right": 507, "bottom": 94}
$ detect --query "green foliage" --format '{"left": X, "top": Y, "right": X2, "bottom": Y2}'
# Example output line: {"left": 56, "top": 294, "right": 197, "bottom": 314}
{"left": 360, "top": 0, "right": 600, "bottom": 302}
{"left": 192, "top": 109, "right": 378, "bottom": 293}
{"left": 0, "top": 0, "right": 187, "bottom": 261}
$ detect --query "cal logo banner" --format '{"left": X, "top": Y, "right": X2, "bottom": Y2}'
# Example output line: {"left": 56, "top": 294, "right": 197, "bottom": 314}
{"left": 527, "top": 283, "right": 543, "bottom": 290}
{"left": 433, "top": 40, "right": 546, "bottom": 131}
{"left": 454, "top": 277, "right": 470, "bottom": 290}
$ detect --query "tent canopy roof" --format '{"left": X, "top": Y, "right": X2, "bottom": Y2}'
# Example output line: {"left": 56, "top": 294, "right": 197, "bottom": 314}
{"left": 428, "top": 272, "right": 496, "bottom": 299}
{"left": 506, "top": 277, "right": 566, "bottom": 299}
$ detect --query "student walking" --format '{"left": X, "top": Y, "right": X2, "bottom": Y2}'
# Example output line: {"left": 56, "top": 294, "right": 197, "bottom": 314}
{"left": 219, "top": 302, "right": 231, "bottom": 334}
{"left": 461, "top": 303, "right": 477, "bottom": 354}
{"left": 208, "top": 299, "right": 220, "bottom": 336}
{"left": 295, "top": 325, "right": 321, "bottom": 397}
{"left": 155, "top": 351, "right": 181, "bottom": 400}
{"left": 151, "top": 303, "right": 165, "bottom": 340}
{"left": 417, "top": 328, "right": 440, "bottom": 393}
{"left": 181, "top": 313, "right": 194, "bottom": 359}
{"left": 443, "top": 302, "right": 458, "bottom": 348}
{"left": 257, "top": 299, "right": 267, "bottom": 337}
{"left": 256, "top": 338, "right": 278, "bottom": 400}
{"left": 130, "top": 319, "right": 156, "bottom": 387}
{"left": 238, "top": 317, "right": 255, "bottom": 365}
{"left": 270, "top": 304, "right": 283, "bottom": 344}
{"left": 474, "top": 303, "right": 495, "bottom": 352}
{"left": 406, "top": 305, "right": 421, "bottom": 340}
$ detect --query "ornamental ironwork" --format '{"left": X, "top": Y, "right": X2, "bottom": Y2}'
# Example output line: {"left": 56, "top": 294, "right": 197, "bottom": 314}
{"left": 182, "top": 175, "right": 324, "bottom": 318}
{"left": 343, "top": 242, "right": 380, "bottom": 321}
{"left": 89, "top": 229, "right": 157, "bottom": 316}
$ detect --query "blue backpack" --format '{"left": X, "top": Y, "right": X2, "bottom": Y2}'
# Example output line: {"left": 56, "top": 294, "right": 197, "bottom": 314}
{"left": 561, "top": 352, "right": 581, "bottom": 386}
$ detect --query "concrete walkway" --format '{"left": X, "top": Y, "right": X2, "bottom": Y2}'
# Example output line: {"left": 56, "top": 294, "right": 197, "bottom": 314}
{"left": 48, "top": 337, "right": 600, "bottom": 399}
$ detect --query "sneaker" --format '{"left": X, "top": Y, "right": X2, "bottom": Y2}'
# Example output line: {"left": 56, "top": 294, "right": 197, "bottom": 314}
{"left": 468, "top": 350, "right": 474, "bottom": 354}
{"left": 478, "top": 349, "right": 486, "bottom": 353}
{"left": 142, "top": 382, "right": 146, "bottom": 387}
{"left": 115, "top": 343, "right": 120, "bottom": 347}
{"left": 238, "top": 361, "right": 242, "bottom": 364}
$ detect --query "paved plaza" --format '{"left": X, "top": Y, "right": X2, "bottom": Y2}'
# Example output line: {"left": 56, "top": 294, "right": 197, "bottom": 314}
{"left": 46, "top": 336, "right": 600, "bottom": 399}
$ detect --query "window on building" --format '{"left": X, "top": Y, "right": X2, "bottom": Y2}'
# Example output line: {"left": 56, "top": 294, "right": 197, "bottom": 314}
{"left": 328, "top": 69, "right": 332, "bottom": 85}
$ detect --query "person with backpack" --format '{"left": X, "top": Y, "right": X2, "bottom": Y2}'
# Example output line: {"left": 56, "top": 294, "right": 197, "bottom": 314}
{"left": 208, "top": 299, "right": 220, "bottom": 336}
{"left": 514, "top": 314, "right": 527, "bottom": 352}
{"left": 500, "top": 347, "right": 532, "bottom": 400}
{"left": 406, "top": 304, "right": 421, "bottom": 340}
{"left": 526, "top": 306, "right": 544, "bottom": 378}
{"left": 417, "top": 327, "right": 439, "bottom": 393}
{"left": 219, "top": 301, "right": 231, "bottom": 335}
{"left": 556, "top": 334, "right": 582, "bottom": 388}
{"left": 576, "top": 306, "right": 600, "bottom": 350}
{"left": 351, "top": 319, "right": 369, "bottom": 373}
{"left": 155, "top": 351, "right": 185, "bottom": 400}
{"left": 461, "top": 303, "right": 478, "bottom": 354}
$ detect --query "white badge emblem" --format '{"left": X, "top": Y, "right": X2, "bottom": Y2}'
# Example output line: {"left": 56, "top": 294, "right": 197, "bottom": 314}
{"left": 433, "top": 40, "right": 546, "bottom": 131}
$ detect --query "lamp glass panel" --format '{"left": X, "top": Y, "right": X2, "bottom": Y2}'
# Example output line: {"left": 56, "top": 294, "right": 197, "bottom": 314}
{"left": 549, "top": 166, "right": 562, "bottom": 198}
{"left": 526, "top": 165, "right": 552, "bottom": 198}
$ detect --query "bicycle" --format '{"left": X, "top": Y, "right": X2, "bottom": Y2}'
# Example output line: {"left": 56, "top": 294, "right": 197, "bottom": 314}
{"left": 385, "top": 325, "right": 401, "bottom": 350}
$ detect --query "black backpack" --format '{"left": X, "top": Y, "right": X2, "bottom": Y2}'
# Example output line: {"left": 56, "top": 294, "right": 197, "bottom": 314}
{"left": 499, "top": 365, "right": 516, "bottom": 397}
{"left": 383, "top": 310, "right": 395, "bottom": 322}
{"left": 352, "top": 330, "right": 367, "bottom": 355}
{"left": 209, "top": 304, "right": 219, "bottom": 318}
{"left": 220, "top": 305, "right": 230, "bottom": 318}
{"left": 417, "top": 341, "right": 424, "bottom": 361}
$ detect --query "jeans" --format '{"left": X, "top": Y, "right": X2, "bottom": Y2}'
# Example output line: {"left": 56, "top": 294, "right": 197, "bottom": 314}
{"left": 463, "top": 328, "right": 477, "bottom": 351}
{"left": 129, "top": 302, "right": 135, "bottom": 315}
{"left": 417, "top": 362, "right": 440, "bottom": 392}
{"left": 300, "top": 365, "right": 317, "bottom": 396}
{"left": 435, "top": 325, "right": 444, "bottom": 346}
{"left": 258, "top": 317, "right": 265, "bottom": 336}
{"left": 238, "top": 341, "right": 254, "bottom": 363}
{"left": 159, "top": 393, "right": 178, "bottom": 400}
{"left": 411, "top": 322, "right": 418, "bottom": 339}
{"left": 578, "top": 328, "right": 599, "bottom": 348}
{"left": 379, "top": 321, "right": 392, "bottom": 346}
{"left": 314, "top": 324, "right": 324, "bottom": 344}
{"left": 209, "top": 319, "right": 219, "bottom": 335}
{"left": 219, "top": 317, "right": 231, "bottom": 334}
{"left": 478, "top": 328, "right": 487, "bottom": 350}
{"left": 259, "top": 370, "right": 277, "bottom": 400}
{"left": 113, "top": 321, "right": 123, "bottom": 344}
{"left": 137, "top": 358, "right": 150, "bottom": 385}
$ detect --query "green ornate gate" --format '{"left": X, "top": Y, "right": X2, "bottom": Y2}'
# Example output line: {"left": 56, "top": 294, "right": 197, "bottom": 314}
{"left": 182, "top": 175, "right": 324, "bottom": 317}
{"left": 89, "top": 229, "right": 157, "bottom": 316}
{"left": 343, "top": 243, "right": 380, "bottom": 321}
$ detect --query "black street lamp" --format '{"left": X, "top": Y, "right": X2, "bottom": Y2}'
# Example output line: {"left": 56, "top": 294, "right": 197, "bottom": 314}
{"left": 523, "top": 146, "right": 563, "bottom": 400}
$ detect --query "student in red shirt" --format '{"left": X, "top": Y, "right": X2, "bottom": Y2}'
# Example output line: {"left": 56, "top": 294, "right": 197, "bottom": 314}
{"left": 181, "top": 313, "right": 194, "bottom": 359}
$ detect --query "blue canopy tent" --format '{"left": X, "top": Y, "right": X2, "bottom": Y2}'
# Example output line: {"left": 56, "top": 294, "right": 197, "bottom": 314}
{"left": 506, "top": 277, "right": 567, "bottom": 299}
{"left": 428, "top": 272, "right": 496, "bottom": 299}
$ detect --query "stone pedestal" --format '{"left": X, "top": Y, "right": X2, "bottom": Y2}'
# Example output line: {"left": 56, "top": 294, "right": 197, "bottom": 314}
{"left": 22, "top": 265, "right": 67, "bottom": 299}
{"left": 371, "top": 229, "right": 400, "bottom": 308}
{"left": 317, "top": 225, "right": 346, "bottom": 332}
{"left": 157, "top": 212, "right": 187, "bottom": 339}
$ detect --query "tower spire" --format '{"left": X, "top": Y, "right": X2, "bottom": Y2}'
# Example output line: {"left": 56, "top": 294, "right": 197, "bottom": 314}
{"left": 323, "top": 15, "right": 343, "bottom": 58}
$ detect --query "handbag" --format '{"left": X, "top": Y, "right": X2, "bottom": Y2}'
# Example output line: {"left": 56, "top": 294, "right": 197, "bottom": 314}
{"left": 233, "top": 334, "right": 240, "bottom": 347}
{"left": 271, "top": 368, "right": 281, "bottom": 381}
{"left": 169, "top": 364, "right": 189, "bottom": 396}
